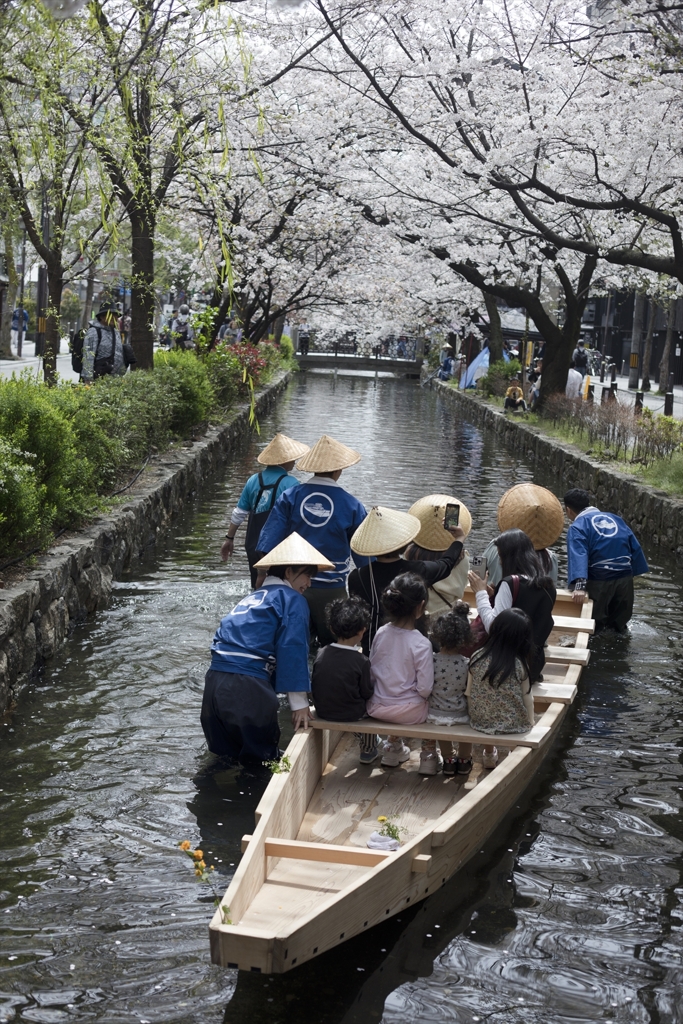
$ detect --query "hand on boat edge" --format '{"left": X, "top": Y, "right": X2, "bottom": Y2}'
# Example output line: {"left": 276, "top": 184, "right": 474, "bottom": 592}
{"left": 292, "top": 707, "right": 313, "bottom": 730}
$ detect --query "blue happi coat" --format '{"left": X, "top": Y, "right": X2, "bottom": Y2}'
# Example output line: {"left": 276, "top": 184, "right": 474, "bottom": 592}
{"left": 256, "top": 477, "right": 367, "bottom": 587}
{"left": 210, "top": 580, "right": 311, "bottom": 693}
{"left": 567, "top": 506, "right": 649, "bottom": 585}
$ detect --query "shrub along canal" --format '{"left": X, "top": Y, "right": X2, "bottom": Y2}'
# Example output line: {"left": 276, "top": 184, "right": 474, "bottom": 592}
{"left": 1, "top": 372, "right": 682, "bottom": 1024}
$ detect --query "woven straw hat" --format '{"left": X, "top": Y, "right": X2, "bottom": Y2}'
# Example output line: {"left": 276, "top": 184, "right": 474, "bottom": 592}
{"left": 296, "top": 434, "right": 361, "bottom": 473}
{"left": 253, "top": 532, "right": 334, "bottom": 570}
{"left": 257, "top": 432, "right": 310, "bottom": 466}
{"left": 350, "top": 506, "right": 421, "bottom": 557}
{"left": 408, "top": 493, "right": 473, "bottom": 550}
{"left": 497, "top": 483, "right": 564, "bottom": 550}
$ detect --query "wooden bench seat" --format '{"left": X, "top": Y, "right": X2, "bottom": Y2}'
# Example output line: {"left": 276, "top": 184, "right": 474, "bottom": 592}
{"left": 550, "top": 615, "right": 595, "bottom": 635}
{"left": 309, "top": 714, "right": 554, "bottom": 749}
{"left": 531, "top": 680, "right": 577, "bottom": 704}
{"left": 545, "top": 646, "right": 590, "bottom": 666}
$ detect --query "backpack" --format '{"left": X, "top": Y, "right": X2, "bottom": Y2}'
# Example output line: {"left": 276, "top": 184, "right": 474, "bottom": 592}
{"left": 175, "top": 320, "right": 193, "bottom": 349}
{"left": 70, "top": 328, "right": 87, "bottom": 374}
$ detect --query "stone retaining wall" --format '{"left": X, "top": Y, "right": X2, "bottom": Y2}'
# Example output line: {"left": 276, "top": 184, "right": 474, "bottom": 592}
{"left": 0, "top": 372, "right": 291, "bottom": 713}
{"left": 434, "top": 380, "right": 683, "bottom": 563}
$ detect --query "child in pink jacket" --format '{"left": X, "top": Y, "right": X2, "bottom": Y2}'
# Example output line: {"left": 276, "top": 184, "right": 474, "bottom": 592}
{"left": 367, "top": 573, "right": 434, "bottom": 767}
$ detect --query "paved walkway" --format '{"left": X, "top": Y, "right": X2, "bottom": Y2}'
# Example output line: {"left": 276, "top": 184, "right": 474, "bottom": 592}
{"left": 594, "top": 373, "right": 683, "bottom": 419}
{"left": 0, "top": 342, "right": 79, "bottom": 383}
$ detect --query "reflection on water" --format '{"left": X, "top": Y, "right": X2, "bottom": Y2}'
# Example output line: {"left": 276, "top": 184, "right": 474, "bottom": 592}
{"left": 1, "top": 372, "right": 682, "bottom": 1024}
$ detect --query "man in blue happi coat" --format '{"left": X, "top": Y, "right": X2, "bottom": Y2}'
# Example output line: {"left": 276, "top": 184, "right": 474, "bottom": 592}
{"left": 201, "top": 534, "right": 333, "bottom": 762}
{"left": 564, "top": 489, "right": 649, "bottom": 633}
{"left": 256, "top": 434, "right": 367, "bottom": 645}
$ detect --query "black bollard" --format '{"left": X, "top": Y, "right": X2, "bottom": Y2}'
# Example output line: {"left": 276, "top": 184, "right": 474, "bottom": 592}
{"left": 664, "top": 391, "right": 674, "bottom": 417}
{"left": 587, "top": 383, "right": 594, "bottom": 404}
{"left": 635, "top": 390, "right": 643, "bottom": 414}
{"left": 601, "top": 385, "right": 609, "bottom": 404}
{"left": 600, "top": 360, "right": 605, "bottom": 383}
{"left": 610, "top": 362, "right": 617, "bottom": 384}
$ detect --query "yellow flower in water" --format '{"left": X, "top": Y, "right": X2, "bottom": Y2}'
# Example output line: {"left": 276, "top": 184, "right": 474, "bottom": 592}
{"left": 179, "top": 840, "right": 192, "bottom": 851}
{"left": 210, "top": 866, "right": 215, "bottom": 871}
{"left": 377, "top": 816, "right": 388, "bottom": 823}
{"left": 193, "top": 849, "right": 204, "bottom": 860}
{"left": 194, "top": 868, "right": 203, "bottom": 877}
{"left": 196, "top": 860, "right": 206, "bottom": 870}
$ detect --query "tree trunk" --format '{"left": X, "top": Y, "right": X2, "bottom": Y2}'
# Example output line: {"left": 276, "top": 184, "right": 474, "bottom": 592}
{"left": 658, "top": 297, "right": 676, "bottom": 393}
{"left": 0, "top": 225, "right": 17, "bottom": 359}
{"left": 483, "top": 290, "right": 503, "bottom": 362}
{"left": 130, "top": 211, "right": 156, "bottom": 369}
{"left": 641, "top": 299, "right": 656, "bottom": 391}
{"left": 83, "top": 261, "right": 96, "bottom": 326}
{"left": 273, "top": 313, "right": 286, "bottom": 344}
{"left": 628, "top": 291, "right": 646, "bottom": 389}
{"left": 42, "top": 265, "right": 64, "bottom": 385}
{"left": 538, "top": 319, "right": 574, "bottom": 404}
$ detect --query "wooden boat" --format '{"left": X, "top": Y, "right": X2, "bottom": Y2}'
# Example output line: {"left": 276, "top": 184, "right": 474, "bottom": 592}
{"left": 209, "top": 589, "right": 593, "bottom": 974}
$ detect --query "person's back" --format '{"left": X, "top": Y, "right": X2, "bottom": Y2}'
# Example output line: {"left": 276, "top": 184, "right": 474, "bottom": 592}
{"left": 573, "top": 345, "right": 588, "bottom": 371}
{"left": 467, "top": 608, "right": 535, "bottom": 734}
{"left": 566, "top": 364, "right": 583, "bottom": 399}
{"left": 498, "top": 573, "right": 555, "bottom": 680}
{"left": 564, "top": 489, "right": 648, "bottom": 632}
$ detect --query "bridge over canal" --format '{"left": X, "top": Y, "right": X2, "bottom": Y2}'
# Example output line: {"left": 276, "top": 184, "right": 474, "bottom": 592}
{"left": 295, "top": 351, "right": 423, "bottom": 375}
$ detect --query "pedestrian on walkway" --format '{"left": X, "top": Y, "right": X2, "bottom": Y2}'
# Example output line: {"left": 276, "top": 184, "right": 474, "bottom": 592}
{"left": 572, "top": 341, "right": 589, "bottom": 377}
{"left": 563, "top": 489, "right": 649, "bottom": 633}
{"left": 81, "top": 302, "right": 127, "bottom": 382}
{"left": 256, "top": 434, "right": 367, "bottom": 645}
{"left": 221, "top": 432, "right": 309, "bottom": 586}
{"left": 11, "top": 307, "right": 28, "bottom": 352}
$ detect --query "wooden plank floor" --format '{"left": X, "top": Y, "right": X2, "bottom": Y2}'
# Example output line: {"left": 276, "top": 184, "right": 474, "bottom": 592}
{"left": 297, "top": 735, "right": 492, "bottom": 849}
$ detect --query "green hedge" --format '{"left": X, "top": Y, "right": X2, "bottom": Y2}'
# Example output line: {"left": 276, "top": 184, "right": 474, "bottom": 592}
{"left": 0, "top": 343, "right": 284, "bottom": 562}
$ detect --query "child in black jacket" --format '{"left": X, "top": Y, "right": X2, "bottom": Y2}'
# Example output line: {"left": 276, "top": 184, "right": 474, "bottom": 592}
{"left": 311, "top": 597, "right": 379, "bottom": 763}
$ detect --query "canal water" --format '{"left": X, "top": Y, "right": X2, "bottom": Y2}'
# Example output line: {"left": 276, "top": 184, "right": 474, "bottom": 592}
{"left": 1, "top": 373, "right": 682, "bottom": 1024}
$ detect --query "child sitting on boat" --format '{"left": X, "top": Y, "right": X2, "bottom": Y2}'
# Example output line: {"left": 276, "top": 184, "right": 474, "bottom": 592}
{"left": 367, "top": 573, "right": 434, "bottom": 767}
{"left": 311, "top": 597, "right": 380, "bottom": 763}
{"left": 419, "top": 602, "right": 472, "bottom": 777}
{"left": 461, "top": 607, "right": 536, "bottom": 772}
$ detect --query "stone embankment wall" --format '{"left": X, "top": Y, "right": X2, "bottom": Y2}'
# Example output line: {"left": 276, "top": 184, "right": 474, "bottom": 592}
{"left": 434, "top": 380, "right": 683, "bottom": 562}
{"left": 0, "top": 373, "right": 291, "bottom": 714}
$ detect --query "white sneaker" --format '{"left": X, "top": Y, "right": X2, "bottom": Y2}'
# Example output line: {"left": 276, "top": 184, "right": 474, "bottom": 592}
{"left": 418, "top": 750, "right": 441, "bottom": 775}
{"left": 482, "top": 747, "right": 499, "bottom": 770}
{"left": 381, "top": 741, "right": 411, "bottom": 767}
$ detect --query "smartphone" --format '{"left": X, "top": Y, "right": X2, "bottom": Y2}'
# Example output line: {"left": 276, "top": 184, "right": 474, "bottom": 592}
{"left": 444, "top": 502, "right": 460, "bottom": 530}
{"left": 470, "top": 554, "right": 488, "bottom": 577}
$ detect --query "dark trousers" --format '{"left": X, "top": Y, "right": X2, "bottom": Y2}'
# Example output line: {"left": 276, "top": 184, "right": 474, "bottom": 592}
{"left": 304, "top": 585, "right": 346, "bottom": 645}
{"left": 504, "top": 397, "right": 527, "bottom": 411}
{"left": 200, "top": 669, "right": 280, "bottom": 763}
{"left": 587, "top": 577, "right": 634, "bottom": 633}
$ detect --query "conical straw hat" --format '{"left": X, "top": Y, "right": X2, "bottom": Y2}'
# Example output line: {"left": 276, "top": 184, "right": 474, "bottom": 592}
{"left": 497, "top": 483, "right": 564, "bottom": 550}
{"left": 296, "top": 434, "right": 361, "bottom": 473}
{"left": 257, "top": 432, "right": 310, "bottom": 466}
{"left": 408, "top": 493, "right": 473, "bottom": 550}
{"left": 254, "top": 532, "right": 334, "bottom": 569}
{"left": 350, "top": 507, "right": 421, "bottom": 557}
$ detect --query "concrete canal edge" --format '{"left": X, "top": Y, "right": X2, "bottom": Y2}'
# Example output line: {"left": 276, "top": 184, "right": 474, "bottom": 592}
{"left": 0, "top": 371, "right": 292, "bottom": 714}
{"left": 433, "top": 379, "right": 683, "bottom": 565}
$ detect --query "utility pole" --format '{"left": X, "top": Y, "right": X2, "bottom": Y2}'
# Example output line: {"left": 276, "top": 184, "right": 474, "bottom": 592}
{"left": 35, "top": 189, "right": 48, "bottom": 359}
{"left": 628, "top": 292, "right": 645, "bottom": 390}
{"left": 17, "top": 227, "right": 26, "bottom": 358}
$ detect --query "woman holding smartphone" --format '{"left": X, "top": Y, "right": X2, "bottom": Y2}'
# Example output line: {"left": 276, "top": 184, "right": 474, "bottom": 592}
{"left": 403, "top": 494, "right": 472, "bottom": 618}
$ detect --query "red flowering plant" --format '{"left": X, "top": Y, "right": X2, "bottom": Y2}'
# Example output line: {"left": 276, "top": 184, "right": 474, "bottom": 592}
{"left": 231, "top": 341, "right": 268, "bottom": 386}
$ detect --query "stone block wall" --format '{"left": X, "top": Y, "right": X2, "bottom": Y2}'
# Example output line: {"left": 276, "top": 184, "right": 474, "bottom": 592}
{"left": 434, "top": 381, "right": 683, "bottom": 562}
{"left": 0, "top": 373, "right": 290, "bottom": 713}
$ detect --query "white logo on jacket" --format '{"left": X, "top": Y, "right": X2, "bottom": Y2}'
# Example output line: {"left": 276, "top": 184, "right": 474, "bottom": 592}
{"left": 590, "top": 514, "right": 619, "bottom": 538}
{"left": 231, "top": 590, "right": 266, "bottom": 614}
{"left": 300, "top": 492, "right": 335, "bottom": 528}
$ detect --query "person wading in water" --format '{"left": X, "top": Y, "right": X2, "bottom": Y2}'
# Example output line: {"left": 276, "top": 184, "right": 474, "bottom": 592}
{"left": 221, "top": 433, "right": 309, "bottom": 587}
{"left": 255, "top": 434, "right": 367, "bottom": 646}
